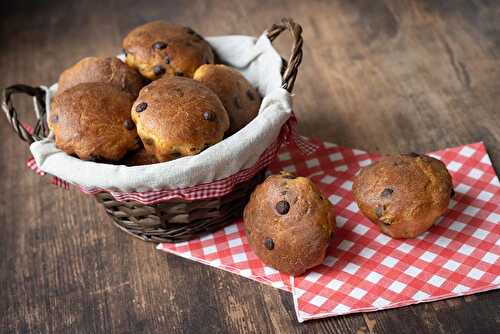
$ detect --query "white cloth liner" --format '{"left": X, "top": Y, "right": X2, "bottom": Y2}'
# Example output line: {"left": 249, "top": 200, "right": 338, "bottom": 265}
{"left": 30, "top": 33, "right": 293, "bottom": 192}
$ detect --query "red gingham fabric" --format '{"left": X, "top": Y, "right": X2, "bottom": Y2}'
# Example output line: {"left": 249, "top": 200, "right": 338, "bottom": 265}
{"left": 27, "top": 118, "right": 313, "bottom": 203}
{"left": 79, "top": 137, "right": 283, "bottom": 203}
{"left": 24, "top": 122, "right": 71, "bottom": 189}
{"left": 27, "top": 141, "right": 281, "bottom": 198}
{"left": 286, "top": 116, "right": 319, "bottom": 155}
{"left": 288, "top": 140, "right": 500, "bottom": 321}
{"left": 27, "top": 157, "right": 45, "bottom": 176}
{"left": 27, "top": 157, "right": 70, "bottom": 189}
{"left": 51, "top": 176, "right": 70, "bottom": 190}
{"left": 158, "top": 139, "right": 500, "bottom": 322}
{"left": 157, "top": 224, "right": 291, "bottom": 291}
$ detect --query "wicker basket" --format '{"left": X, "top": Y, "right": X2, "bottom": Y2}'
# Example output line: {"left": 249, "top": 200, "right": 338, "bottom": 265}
{"left": 1, "top": 18, "right": 303, "bottom": 243}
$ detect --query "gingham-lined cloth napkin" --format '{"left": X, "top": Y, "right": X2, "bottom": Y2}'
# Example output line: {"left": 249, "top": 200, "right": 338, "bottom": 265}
{"left": 157, "top": 138, "right": 500, "bottom": 322}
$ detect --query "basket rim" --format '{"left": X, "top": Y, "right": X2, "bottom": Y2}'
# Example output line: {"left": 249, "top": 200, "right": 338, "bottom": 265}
{"left": 80, "top": 126, "right": 291, "bottom": 205}
{"left": 2, "top": 18, "right": 304, "bottom": 198}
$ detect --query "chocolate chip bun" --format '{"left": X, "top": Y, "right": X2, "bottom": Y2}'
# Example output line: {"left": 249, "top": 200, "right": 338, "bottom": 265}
{"left": 353, "top": 153, "right": 453, "bottom": 239}
{"left": 49, "top": 82, "right": 139, "bottom": 161}
{"left": 193, "top": 64, "right": 261, "bottom": 135}
{"left": 243, "top": 172, "right": 335, "bottom": 275}
{"left": 131, "top": 77, "right": 229, "bottom": 162}
{"left": 123, "top": 21, "right": 214, "bottom": 80}
{"left": 57, "top": 57, "right": 144, "bottom": 97}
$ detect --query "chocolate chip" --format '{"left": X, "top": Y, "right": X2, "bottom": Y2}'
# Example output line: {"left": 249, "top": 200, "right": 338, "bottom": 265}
{"left": 246, "top": 90, "right": 255, "bottom": 101}
{"left": 276, "top": 200, "right": 290, "bottom": 215}
{"left": 164, "top": 56, "right": 170, "bottom": 64}
{"left": 123, "top": 119, "right": 135, "bottom": 130}
{"left": 234, "top": 96, "right": 241, "bottom": 109}
{"left": 451, "top": 188, "right": 455, "bottom": 198}
{"left": 175, "top": 70, "right": 184, "bottom": 77}
{"left": 264, "top": 238, "right": 274, "bottom": 250}
{"left": 190, "top": 147, "right": 197, "bottom": 152}
{"left": 153, "top": 66, "right": 165, "bottom": 76}
{"left": 203, "top": 111, "right": 216, "bottom": 121}
{"left": 50, "top": 114, "right": 58, "bottom": 123}
{"left": 143, "top": 138, "right": 154, "bottom": 146}
{"left": 135, "top": 102, "right": 148, "bottom": 113}
{"left": 281, "top": 190, "right": 287, "bottom": 195}
{"left": 375, "top": 205, "right": 384, "bottom": 218}
{"left": 381, "top": 188, "right": 394, "bottom": 197}
{"left": 153, "top": 41, "right": 167, "bottom": 50}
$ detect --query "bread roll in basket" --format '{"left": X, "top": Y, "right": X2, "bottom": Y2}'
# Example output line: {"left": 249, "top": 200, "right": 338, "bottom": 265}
{"left": 1, "top": 18, "right": 303, "bottom": 243}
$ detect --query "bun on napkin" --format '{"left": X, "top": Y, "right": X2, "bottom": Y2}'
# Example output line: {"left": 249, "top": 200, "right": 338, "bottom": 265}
{"left": 353, "top": 153, "right": 453, "bottom": 238}
{"left": 243, "top": 172, "right": 335, "bottom": 275}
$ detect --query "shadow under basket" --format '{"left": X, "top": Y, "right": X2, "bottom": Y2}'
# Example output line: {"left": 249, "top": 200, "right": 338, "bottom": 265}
{"left": 1, "top": 18, "right": 303, "bottom": 243}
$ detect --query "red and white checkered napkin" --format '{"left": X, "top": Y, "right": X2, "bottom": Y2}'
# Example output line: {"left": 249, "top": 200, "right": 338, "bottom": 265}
{"left": 288, "top": 140, "right": 500, "bottom": 322}
{"left": 157, "top": 223, "right": 292, "bottom": 291}
{"left": 158, "top": 139, "right": 500, "bottom": 322}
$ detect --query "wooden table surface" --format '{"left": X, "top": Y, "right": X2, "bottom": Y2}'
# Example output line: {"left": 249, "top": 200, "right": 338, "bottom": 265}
{"left": 1, "top": 1, "right": 499, "bottom": 333}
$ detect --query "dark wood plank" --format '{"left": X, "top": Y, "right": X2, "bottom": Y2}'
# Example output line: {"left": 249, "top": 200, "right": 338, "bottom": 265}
{"left": 1, "top": 0, "right": 499, "bottom": 333}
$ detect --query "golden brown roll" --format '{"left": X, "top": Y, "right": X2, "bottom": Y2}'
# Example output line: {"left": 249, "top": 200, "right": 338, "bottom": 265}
{"left": 353, "top": 153, "right": 453, "bottom": 239}
{"left": 194, "top": 64, "right": 261, "bottom": 135}
{"left": 243, "top": 172, "right": 335, "bottom": 275}
{"left": 123, "top": 21, "right": 214, "bottom": 80}
{"left": 131, "top": 77, "right": 229, "bottom": 162}
{"left": 49, "top": 82, "right": 139, "bottom": 161}
{"left": 57, "top": 57, "right": 145, "bottom": 97}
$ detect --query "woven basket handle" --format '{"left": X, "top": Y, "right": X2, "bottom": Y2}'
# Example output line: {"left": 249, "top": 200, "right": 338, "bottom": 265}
{"left": 1, "top": 84, "right": 48, "bottom": 144}
{"left": 266, "top": 18, "right": 303, "bottom": 93}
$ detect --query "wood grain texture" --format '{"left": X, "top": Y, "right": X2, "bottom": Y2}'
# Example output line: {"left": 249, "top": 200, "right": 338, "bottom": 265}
{"left": 1, "top": 0, "right": 499, "bottom": 333}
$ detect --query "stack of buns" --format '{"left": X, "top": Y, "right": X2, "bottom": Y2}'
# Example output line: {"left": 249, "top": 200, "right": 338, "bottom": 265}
{"left": 49, "top": 21, "right": 262, "bottom": 165}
